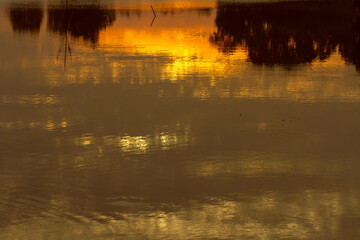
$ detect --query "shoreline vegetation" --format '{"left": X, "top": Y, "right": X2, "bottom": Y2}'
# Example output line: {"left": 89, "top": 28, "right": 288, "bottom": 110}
{"left": 7, "top": 0, "right": 360, "bottom": 69}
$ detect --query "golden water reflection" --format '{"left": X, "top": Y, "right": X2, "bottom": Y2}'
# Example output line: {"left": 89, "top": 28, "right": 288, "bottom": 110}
{"left": 1, "top": 1, "right": 359, "bottom": 101}
{"left": 1, "top": 0, "right": 360, "bottom": 239}
{"left": 1, "top": 190, "right": 359, "bottom": 239}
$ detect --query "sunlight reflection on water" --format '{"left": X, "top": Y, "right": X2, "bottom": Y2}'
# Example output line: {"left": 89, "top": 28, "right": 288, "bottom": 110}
{"left": 0, "top": 0, "right": 360, "bottom": 239}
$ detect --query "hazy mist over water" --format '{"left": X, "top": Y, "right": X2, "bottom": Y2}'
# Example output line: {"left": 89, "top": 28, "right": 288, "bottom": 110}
{"left": 0, "top": 0, "right": 360, "bottom": 239}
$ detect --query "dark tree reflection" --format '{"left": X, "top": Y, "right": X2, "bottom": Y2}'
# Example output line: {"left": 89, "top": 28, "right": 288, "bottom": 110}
{"left": 9, "top": 6, "right": 43, "bottom": 34}
{"left": 339, "top": 1, "right": 360, "bottom": 71}
{"left": 48, "top": 7, "right": 116, "bottom": 44}
{"left": 211, "top": 0, "right": 359, "bottom": 69}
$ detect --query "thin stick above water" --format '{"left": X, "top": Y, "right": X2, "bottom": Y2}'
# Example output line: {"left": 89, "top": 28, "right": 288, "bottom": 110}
{"left": 150, "top": 5, "right": 157, "bottom": 27}
{"left": 151, "top": 5, "right": 156, "bottom": 17}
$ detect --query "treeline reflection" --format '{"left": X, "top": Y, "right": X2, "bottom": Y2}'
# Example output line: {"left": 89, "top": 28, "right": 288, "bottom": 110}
{"left": 8, "top": 4, "right": 115, "bottom": 44}
{"left": 7, "top": 1, "right": 360, "bottom": 69}
{"left": 9, "top": 5, "right": 43, "bottom": 34}
{"left": 211, "top": 0, "right": 360, "bottom": 69}
{"left": 47, "top": 7, "right": 116, "bottom": 44}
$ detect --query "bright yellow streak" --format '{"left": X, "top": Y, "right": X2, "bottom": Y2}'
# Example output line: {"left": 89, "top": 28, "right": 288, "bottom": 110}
{"left": 41, "top": 9, "right": 360, "bottom": 102}
{"left": 99, "top": 11, "right": 248, "bottom": 82}
{"left": 112, "top": 0, "right": 216, "bottom": 11}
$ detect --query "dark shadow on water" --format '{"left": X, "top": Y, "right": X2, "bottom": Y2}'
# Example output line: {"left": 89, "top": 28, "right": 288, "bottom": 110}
{"left": 48, "top": 6, "right": 116, "bottom": 44}
{"left": 9, "top": 5, "right": 43, "bottom": 34}
{"left": 340, "top": 0, "right": 360, "bottom": 71}
{"left": 211, "top": 0, "right": 360, "bottom": 70}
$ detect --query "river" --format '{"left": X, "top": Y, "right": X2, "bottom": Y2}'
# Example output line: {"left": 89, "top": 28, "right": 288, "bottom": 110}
{"left": 0, "top": 0, "right": 360, "bottom": 239}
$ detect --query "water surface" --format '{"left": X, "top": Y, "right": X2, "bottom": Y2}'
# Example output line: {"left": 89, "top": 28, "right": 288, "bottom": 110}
{"left": 1, "top": 0, "right": 360, "bottom": 239}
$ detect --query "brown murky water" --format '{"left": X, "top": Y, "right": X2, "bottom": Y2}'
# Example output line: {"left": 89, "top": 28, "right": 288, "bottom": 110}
{"left": 1, "top": 0, "right": 360, "bottom": 239}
